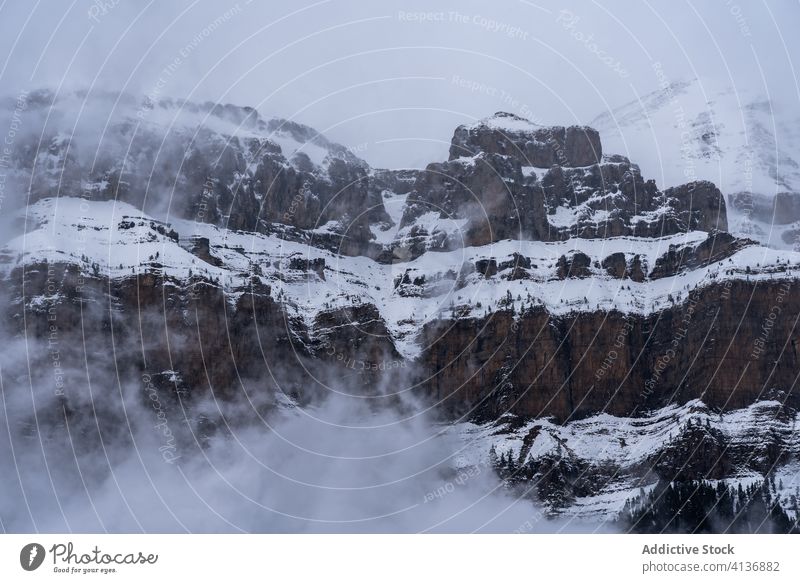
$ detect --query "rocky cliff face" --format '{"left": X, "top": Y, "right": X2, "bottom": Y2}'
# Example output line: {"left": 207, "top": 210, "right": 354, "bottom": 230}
{"left": 448, "top": 112, "right": 603, "bottom": 167}
{"left": 2, "top": 92, "right": 799, "bottom": 522}
{"left": 417, "top": 279, "right": 799, "bottom": 423}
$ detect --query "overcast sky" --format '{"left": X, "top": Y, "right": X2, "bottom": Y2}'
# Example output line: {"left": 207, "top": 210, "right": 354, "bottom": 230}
{"left": 1, "top": 0, "right": 798, "bottom": 168}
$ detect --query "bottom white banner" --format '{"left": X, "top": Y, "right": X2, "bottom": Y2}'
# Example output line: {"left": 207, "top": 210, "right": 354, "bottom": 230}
{"left": 0, "top": 534, "right": 797, "bottom": 582}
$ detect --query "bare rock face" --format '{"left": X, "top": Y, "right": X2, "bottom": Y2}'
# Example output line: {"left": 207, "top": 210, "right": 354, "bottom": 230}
{"left": 474, "top": 258, "right": 499, "bottom": 278}
{"left": 562, "top": 125, "right": 604, "bottom": 167}
{"left": 664, "top": 180, "right": 728, "bottom": 232}
{"left": 416, "top": 280, "right": 800, "bottom": 423}
{"left": 556, "top": 252, "right": 592, "bottom": 279}
{"left": 649, "top": 232, "right": 753, "bottom": 279}
{"left": 369, "top": 168, "right": 419, "bottom": 196}
{"left": 602, "top": 252, "right": 627, "bottom": 278}
{"left": 626, "top": 255, "right": 647, "bottom": 282}
{"left": 312, "top": 303, "right": 402, "bottom": 390}
{"left": 4, "top": 262, "right": 403, "bottom": 410}
{"left": 189, "top": 237, "right": 224, "bottom": 267}
{"left": 599, "top": 251, "right": 650, "bottom": 283}
{"left": 500, "top": 253, "right": 534, "bottom": 280}
{"left": 396, "top": 152, "right": 551, "bottom": 254}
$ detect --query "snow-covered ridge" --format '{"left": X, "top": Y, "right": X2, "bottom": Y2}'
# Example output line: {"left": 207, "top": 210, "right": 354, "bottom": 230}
{"left": 3, "top": 89, "right": 364, "bottom": 177}
{"left": 5, "top": 198, "right": 800, "bottom": 359}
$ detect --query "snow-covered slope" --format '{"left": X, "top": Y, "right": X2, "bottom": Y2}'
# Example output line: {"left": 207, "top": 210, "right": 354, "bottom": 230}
{"left": 592, "top": 78, "right": 800, "bottom": 249}
{"left": 593, "top": 78, "right": 800, "bottom": 195}
{"left": 453, "top": 398, "right": 800, "bottom": 519}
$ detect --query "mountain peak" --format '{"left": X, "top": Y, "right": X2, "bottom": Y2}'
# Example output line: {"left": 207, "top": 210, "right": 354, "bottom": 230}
{"left": 470, "top": 111, "right": 541, "bottom": 133}
{"left": 450, "top": 114, "right": 602, "bottom": 167}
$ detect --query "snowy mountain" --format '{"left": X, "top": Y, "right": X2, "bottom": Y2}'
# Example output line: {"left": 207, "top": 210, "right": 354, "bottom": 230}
{"left": 1, "top": 90, "right": 799, "bottom": 532}
{"left": 592, "top": 78, "right": 800, "bottom": 250}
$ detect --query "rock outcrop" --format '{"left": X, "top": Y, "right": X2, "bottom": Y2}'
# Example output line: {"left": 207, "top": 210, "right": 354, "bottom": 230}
{"left": 449, "top": 112, "right": 602, "bottom": 167}
{"left": 392, "top": 114, "right": 731, "bottom": 257}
